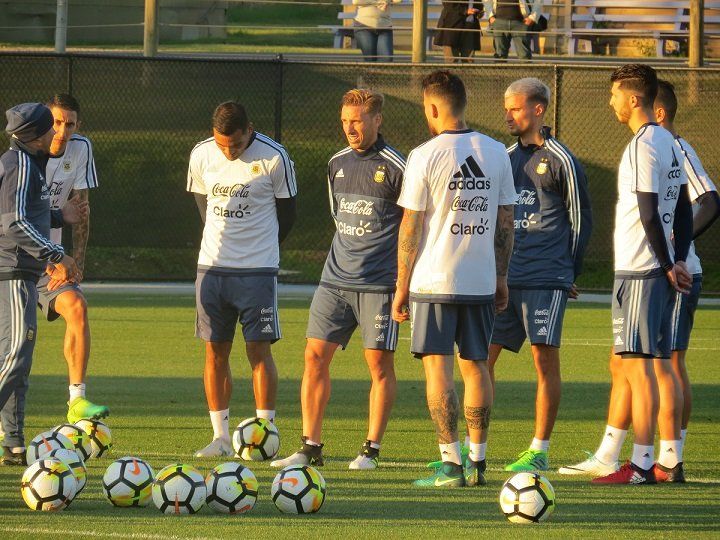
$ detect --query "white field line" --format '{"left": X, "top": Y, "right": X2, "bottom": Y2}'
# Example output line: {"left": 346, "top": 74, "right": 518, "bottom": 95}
{"left": 0, "top": 527, "right": 216, "bottom": 540}
{"left": 397, "top": 337, "right": 720, "bottom": 350}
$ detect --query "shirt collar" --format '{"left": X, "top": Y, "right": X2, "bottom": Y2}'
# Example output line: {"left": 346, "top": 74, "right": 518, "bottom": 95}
{"left": 353, "top": 133, "right": 386, "bottom": 158}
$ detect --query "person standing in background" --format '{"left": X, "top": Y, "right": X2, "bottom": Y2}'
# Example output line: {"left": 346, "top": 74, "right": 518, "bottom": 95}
{"left": 435, "top": 0, "right": 482, "bottom": 63}
{"left": 353, "top": 0, "right": 402, "bottom": 62}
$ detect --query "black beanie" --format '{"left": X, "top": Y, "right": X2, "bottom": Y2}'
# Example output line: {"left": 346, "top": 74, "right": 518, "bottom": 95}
{"left": 5, "top": 103, "right": 54, "bottom": 143}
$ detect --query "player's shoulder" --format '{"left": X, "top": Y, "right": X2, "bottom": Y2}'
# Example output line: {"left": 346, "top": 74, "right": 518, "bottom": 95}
{"left": 190, "top": 136, "right": 214, "bottom": 156}
{"left": 378, "top": 141, "right": 406, "bottom": 172}
{"left": 544, "top": 136, "right": 579, "bottom": 168}
{"left": 328, "top": 146, "right": 353, "bottom": 167}
{"left": 253, "top": 131, "right": 290, "bottom": 158}
{"left": 69, "top": 133, "right": 93, "bottom": 146}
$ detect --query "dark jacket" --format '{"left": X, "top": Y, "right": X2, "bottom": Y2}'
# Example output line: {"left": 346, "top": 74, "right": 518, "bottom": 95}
{"left": 435, "top": 1, "right": 482, "bottom": 49}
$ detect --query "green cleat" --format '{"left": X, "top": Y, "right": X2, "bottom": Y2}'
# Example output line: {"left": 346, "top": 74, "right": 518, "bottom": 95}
{"left": 426, "top": 445, "right": 470, "bottom": 469}
{"left": 67, "top": 397, "right": 110, "bottom": 424}
{"left": 413, "top": 462, "right": 465, "bottom": 487}
{"left": 504, "top": 449, "right": 549, "bottom": 472}
{"left": 464, "top": 458, "right": 487, "bottom": 486}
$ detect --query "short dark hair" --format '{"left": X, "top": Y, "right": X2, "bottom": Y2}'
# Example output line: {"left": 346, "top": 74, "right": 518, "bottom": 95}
{"left": 421, "top": 70, "right": 467, "bottom": 115}
{"left": 655, "top": 79, "right": 678, "bottom": 122}
{"left": 47, "top": 93, "right": 80, "bottom": 114}
{"left": 610, "top": 63, "right": 658, "bottom": 107}
{"left": 212, "top": 101, "right": 249, "bottom": 135}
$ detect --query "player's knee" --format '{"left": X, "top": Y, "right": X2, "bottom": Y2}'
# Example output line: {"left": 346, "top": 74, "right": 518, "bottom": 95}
{"left": 56, "top": 292, "right": 88, "bottom": 324}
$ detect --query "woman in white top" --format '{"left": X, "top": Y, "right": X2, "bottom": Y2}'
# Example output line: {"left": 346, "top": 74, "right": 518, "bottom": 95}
{"left": 352, "top": 0, "right": 402, "bottom": 62}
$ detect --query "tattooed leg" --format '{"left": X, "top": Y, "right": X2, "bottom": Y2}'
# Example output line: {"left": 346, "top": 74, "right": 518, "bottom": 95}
{"left": 458, "top": 358, "right": 493, "bottom": 444}
{"left": 427, "top": 389, "right": 460, "bottom": 444}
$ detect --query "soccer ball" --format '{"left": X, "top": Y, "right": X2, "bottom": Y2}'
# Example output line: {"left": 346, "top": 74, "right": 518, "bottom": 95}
{"left": 499, "top": 472, "right": 556, "bottom": 524}
{"left": 47, "top": 448, "right": 87, "bottom": 497}
{"left": 271, "top": 464, "right": 326, "bottom": 514}
{"left": 232, "top": 417, "right": 280, "bottom": 461}
{"left": 75, "top": 419, "right": 112, "bottom": 458}
{"left": 152, "top": 464, "right": 206, "bottom": 515}
{"left": 205, "top": 462, "right": 259, "bottom": 514}
{"left": 20, "top": 458, "right": 77, "bottom": 511}
{"left": 103, "top": 457, "right": 155, "bottom": 507}
{"left": 52, "top": 423, "right": 93, "bottom": 461}
{"left": 26, "top": 430, "right": 75, "bottom": 465}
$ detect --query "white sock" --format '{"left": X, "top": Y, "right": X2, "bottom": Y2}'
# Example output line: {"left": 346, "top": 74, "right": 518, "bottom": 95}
{"left": 468, "top": 442, "right": 486, "bottom": 462}
{"left": 595, "top": 425, "right": 627, "bottom": 464}
{"left": 680, "top": 428, "right": 687, "bottom": 454}
{"left": 631, "top": 443, "right": 654, "bottom": 471}
{"left": 305, "top": 438, "right": 321, "bottom": 447}
{"left": 369, "top": 441, "right": 381, "bottom": 450}
{"left": 658, "top": 439, "right": 682, "bottom": 468}
{"left": 439, "top": 441, "right": 462, "bottom": 465}
{"left": 530, "top": 438, "right": 550, "bottom": 452}
{"left": 256, "top": 409, "right": 275, "bottom": 422}
{"left": 209, "top": 409, "right": 230, "bottom": 441}
{"left": 69, "top": 383, "right": 86, "bottom": 401}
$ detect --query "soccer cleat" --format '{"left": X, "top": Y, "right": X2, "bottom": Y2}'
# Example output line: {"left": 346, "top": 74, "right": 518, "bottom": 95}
{"left": 427, "top": 445, "right": 470, "bottom": 469}
{"left": 194, "top": 437, "right": 233, "bottom": 458}
{"left": 67, "top": 397, "right": 110, "bottom": 424}
{"left": 464, "top": 458, "right": 487, "bottom": 487}
{"left": 0, "top": 446, "right": 27, "bottom": 466}
{"left": 654, "top": 462, "right": 686, "bottom": 483}
{"left": 505, "top": 449, "right": 549, "bottom": 472}
{"left": 271, "top": 438, "right": 324, "bottom": 468}
{"left": 349, "top": 440, "right": 379, "bottom": 470}
{"left": 591, "top": 461, "right": 657, "bottom": 485}
{"left": 413, "top": 462, "right": 465, "bottom": 487}
{"left": 558, "top": 451, "right": 619, "bottom": 477}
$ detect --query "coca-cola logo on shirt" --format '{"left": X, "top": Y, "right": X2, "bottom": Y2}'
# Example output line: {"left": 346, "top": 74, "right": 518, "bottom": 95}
{"left": 212, "top": 183, "right": 250, "bottom": 198}
{"left": 338, "top": 198, "right": 374, "bottom": 216}
{"left": 451, "top": 195, "right": 488, "bottom": 212}
{"left": 516, "top": 189, "right": 537, "bottom": 205}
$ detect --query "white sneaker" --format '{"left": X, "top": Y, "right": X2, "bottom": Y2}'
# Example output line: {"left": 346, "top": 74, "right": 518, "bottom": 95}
{"left": 194, "top": 437, "right": 232, "bottom": 458}
{"left": 270, "top": 451, "right": 310, "bottom": 468}
{"left": 558, "top": 451, "right": 619, "bottom": 476}
{"left": 349, "top": 454, "right": 378, "bottom": 470}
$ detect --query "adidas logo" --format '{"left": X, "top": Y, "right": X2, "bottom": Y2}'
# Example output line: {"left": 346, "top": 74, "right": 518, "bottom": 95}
{"left": 666, "top": 448, "right": 674, "bottom": 453}
{"left": 606, "top": 433, "right": 614, "bottom": 438}
{"left": 643, "top": 453, "right": 650, "bottom": 458}
{"left": 261, "top": 324, "right": 273, "bottom": 334}
{"left": 671, "top": 148, "right": 679, "bottom": 168}
{"left": 537, "top": 326, "right": 548, "bottom": 337}
{"left": 336, "top": 168, "right": 345, "bottom": 178}
{"left": 375, "top": 333, "right": 385, "bottom": 342}
{"left": 448, "top": 155, "right": 489, "bottom": 190}
{"left": 615, "top": 335, "right": 624, "bottom": 346}
{"left": 630, "top": 472, "right": 646, "bottom": 484}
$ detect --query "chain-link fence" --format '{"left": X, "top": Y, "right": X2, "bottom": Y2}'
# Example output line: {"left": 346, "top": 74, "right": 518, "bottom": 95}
{"left": 1, "top": 53, "right": 719, "bottom": 290}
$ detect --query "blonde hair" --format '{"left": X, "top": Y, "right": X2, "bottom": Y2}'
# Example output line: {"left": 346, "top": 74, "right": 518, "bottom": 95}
{"left": 340, "top": 89, "right": 384, "bottom": 116}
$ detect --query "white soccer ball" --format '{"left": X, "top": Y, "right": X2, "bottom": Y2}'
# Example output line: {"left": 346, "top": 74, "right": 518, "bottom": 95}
{"left": 75, "top": 419, "right": 112, "bottom": 458}
{"left": 232, "top": 417, "right": 280, "bottom": 461}
{"left": 271, "top": 464, "right": 326, "bottom": 514}
{"left": 20, "top": 458, "right": 78, "bottom": 511}
{"left": 103, "top": 457, "right": 155, "bottom": 507}
{"left": 205, "top": 462, "right": 259, "bottom": 514}
{"left": 152, "top": 464, "right": 206, "bottom": 515}
{"left": 26, "top": 430, "right": 75, "bottom": 465}
{"left": 499, "top": 472, "right": 556, "bottom": 523}
{"left": 52, "top": 423, "right": 93, "bottom": 461}
{"left": 47, "top": 447, "right": 87, "bottom": 497}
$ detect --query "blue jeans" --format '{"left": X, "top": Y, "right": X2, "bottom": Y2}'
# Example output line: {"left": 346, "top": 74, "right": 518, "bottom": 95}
{"left": 490, "top": 18, "right": 532, "bottom": 59}
{"left": 355, "top": 27, "right": 394, "bottom": 62}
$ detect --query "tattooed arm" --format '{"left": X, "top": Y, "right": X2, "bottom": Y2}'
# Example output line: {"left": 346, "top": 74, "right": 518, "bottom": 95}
{"left": 70, "top": 189, "right": 90, "bottom": 280}
{"left": 494, "top": 204, "right": 514, "bottom": 313}
{"left": 392, "top": 209, "right": 425, "bottom": 322}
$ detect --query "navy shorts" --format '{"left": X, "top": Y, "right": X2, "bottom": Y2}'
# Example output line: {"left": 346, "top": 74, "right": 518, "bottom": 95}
{"left": 612, "top": 275, "right": 674, "bottom": 359}
{"left": 36, "top": 273, "right": 82, "bottom": 322}
{"left": 410, "top": 301, "right": 494, "bottom": 361}
{"left": 195, "top": 271, "right": 281, "bottom": 343}
{"left": 491, "top": 288, "right": 568, "bottom": 352}
{"left": 306, "top": 286, "right": 398, "bottom": 351}
{"left": 669, "top": 275, "right": 702, "bottom": 351}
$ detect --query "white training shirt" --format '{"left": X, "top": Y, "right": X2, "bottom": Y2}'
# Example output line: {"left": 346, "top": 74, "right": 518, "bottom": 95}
{"left": 186, "top": 132, "right": 297, "bottom": 271}
{"left": 614, "top": 123, "right": 687, "bottom": 274}
{"left": 397, "top": 129, "right": 517, "bottom": 301}
{"left": 45, "top": 134, "right": 98, "bottom": 244}
{"left": 675, "top": 136, "right": 717, "bottom": 276}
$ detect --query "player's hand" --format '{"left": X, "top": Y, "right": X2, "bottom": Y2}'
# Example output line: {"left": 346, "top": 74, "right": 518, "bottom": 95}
{"left": 666, "top": 263, "right": 691, "bottom": 294}
{"left": 569, "top": 283, "right": 579, "bottom": 300}
{"left": 61, "top": 193, "right": 89, "bottom": 225}
{"left": 489, "top": 16, "right": 496, "bottom": 24}
{"left": 467, "top": 8, "right": 480, "bottom": 15}
{"left": 48, "top": 255, "right": 80, "bottom": 290}
{"left": 392, "top": 287, "right": 410, "bottom": 323}
{"left": 495, "top": 276, "right": 509, "bottom": 313}
{"left": 523, "top": 17, "right": 533, "bottom": 26}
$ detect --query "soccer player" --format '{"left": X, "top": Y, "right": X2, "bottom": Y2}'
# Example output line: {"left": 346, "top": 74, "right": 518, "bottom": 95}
{"left": 559, "top": 80, "right": 719, "bottom": 482}
{"left": 581, "top": 64, "right": 693, "bottom": 485}
{"left": 270, "top": 90, "right": 405, "bottom": 471}
{"left": 1, "top": 94, "right": 106, "bottom": 465}
{"left": 392, "top": 70, "right": 516, "bottom": 487}
{"left": 488, "top": 78, "right": 592, "bottom": 473}
{"left": 0, "top": 103, "right": 83, "bottom": 462}
{"left": 187, "top": 101, "right": 297, "bottom": 457}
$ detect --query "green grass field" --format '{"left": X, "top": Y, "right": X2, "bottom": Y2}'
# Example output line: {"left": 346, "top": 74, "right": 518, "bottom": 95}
{"left": 2, "top": 293, "right": 719, "bottom": 539}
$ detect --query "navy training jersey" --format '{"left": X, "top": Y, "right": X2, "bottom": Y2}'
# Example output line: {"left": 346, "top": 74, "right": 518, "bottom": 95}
{"left": 319, "top": 136, "right": 405, "bottom": 292}
{"left": 507, "top": 129, "right": 592, "bottom": 289}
